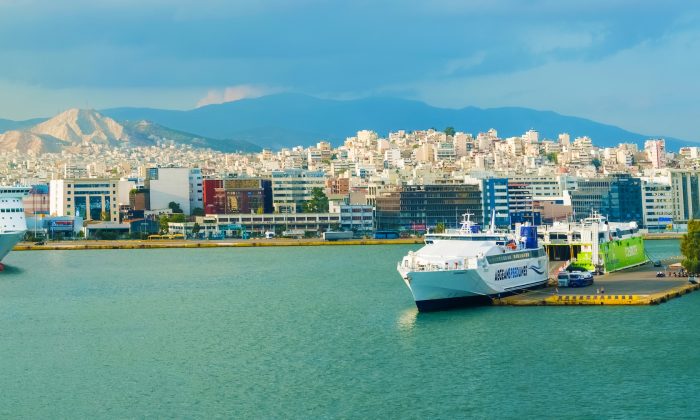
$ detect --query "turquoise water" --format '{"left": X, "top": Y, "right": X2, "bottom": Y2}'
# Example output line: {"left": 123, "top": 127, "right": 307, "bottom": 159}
{"left": 1, "top": 240, "right": 698, "bottom": 418}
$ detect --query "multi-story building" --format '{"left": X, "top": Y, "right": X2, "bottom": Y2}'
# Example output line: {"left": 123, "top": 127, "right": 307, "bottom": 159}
{"left": 645, "top": 139, "right": 666, "bottom": 169}
{"left": 202, "top": 178, "right": 273, "bottom": 214}
{"left": 129, "top": 188, "right": 150, "bottom": 211}
{"left": 270, "top": 169, "right": 326, "bottom": 213}
{"left": 570, "top": 174, "right": 643, "bottom": 225}
{"left": 641, "top": 178, "right": 674, "bottom": 231}
{"left": 670, "top": 169, "right": 700, "bottom": 223}
{"left": 326, "top": 177, "right": 350, "bottom": 195}
{"left": 193, "top": 213, "right": 342, "bottom": 235}
{"left": 475, "top": 177, "right": 510, "bottom": 227}
{"left": 49, "top": 178, "right": 119, "bottom": 222}
{"left": 375, "top": 184, "right": 483, "bottom": 231}
{"left": 23, "top": 184, "right": 49, "bottom": 216}
{"left": 337, "top": 204, "right": 374, "bottom": 233}
{"left": 507, "top": 181, "right": 539, "bottom": 225}
{"left": 147, "top": 167, "right": 202, "bottom": 215}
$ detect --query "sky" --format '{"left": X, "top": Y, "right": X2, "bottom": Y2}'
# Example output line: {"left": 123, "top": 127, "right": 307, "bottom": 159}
{"left": 0, "top": 0, "right": 698, "bottom": 140}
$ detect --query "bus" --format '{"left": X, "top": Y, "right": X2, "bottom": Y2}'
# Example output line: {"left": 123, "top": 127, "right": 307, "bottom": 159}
{"left": 373, "top": 230, "right": 400, "bottom": 240}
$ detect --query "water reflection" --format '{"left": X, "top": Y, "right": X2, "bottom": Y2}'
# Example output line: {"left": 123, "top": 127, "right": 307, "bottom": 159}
{"left": 0, "top": 265, "right": 25, "bottom": 275}
{"left": 396, "top": 307, "right": 418, "bottom": 331}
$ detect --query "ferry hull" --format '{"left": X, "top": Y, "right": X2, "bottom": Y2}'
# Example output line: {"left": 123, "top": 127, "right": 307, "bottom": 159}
{"left": 573, "top": 236, "right": 648, "bottom": 273}
{"left": 400, "top": 256, "right": 549, "bottom": 311}
{"left": 0, "top": 231, "right": 24, "bottom": 262}
{"left": 603, "top": 236, "right": 647, "bottom": 272}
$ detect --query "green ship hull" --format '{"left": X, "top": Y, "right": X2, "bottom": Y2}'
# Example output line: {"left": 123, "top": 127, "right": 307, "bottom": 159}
{"left": 571, "top": 236, "right": 647, "bottom": 273}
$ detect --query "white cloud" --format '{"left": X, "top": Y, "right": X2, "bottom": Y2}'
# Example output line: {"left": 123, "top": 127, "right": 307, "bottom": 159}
{"left": 195, "top": 84, "right": 281, "bottom": 108}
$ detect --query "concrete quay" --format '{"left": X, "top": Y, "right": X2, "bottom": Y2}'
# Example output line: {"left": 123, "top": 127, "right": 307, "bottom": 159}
{"left": 493, "top": 264, "right": 698, "bottom": 306}
{"left": 13, "top": 237, "right": 423, "bottom": 251}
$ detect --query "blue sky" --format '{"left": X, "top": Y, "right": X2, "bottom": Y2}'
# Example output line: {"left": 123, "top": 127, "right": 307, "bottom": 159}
{"left": 0, "top": 0, "right": 698, "bottom": 140}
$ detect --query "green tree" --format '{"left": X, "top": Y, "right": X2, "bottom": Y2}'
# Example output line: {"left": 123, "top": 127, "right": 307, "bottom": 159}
{"left": 168, "top": 201, "right": 183, "bottom": 214}
{"left": 591, "top": 158, "right": 602, "bottom": 170}
{"left": 302, "top": 187, "right": 329, "bottom": 213}
{"left": 681, "top": 220, "right": 700, "bottom": 273}
{"left": 435, "top": 222, "right": 446, "bottom": 233}
{"left": 192, "top": 222, "right": 201, "bottom": 235}
{"left": 159, "top": 213, "right": 186, "bottom": 233}
{"left": 546, "top": 152, "right": 558, "bottom": 163}
{"left": 444, "top": 126, "right": 456, "bottom": 137}
{"left": 191, "top": 207, "right": 205, "bottom": 216}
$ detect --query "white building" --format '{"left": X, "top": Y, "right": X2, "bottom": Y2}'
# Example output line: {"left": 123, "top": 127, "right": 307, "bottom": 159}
{"left": 270, "top": 169, "right": 326, "bottom": 213}
{"left": 670, "top": 169, "right": 700, "bottom": 223}
{"left": 147, "top": 167, "right": 202, "bottom": 215}
{"left": 645, "top": 139, "right": 666, "bottom": 169}
{"left": 641, "top": 177, "right": 674, "bottom": 231}
{"left": 49, "top": 178, "right": 119, "bottom": 222}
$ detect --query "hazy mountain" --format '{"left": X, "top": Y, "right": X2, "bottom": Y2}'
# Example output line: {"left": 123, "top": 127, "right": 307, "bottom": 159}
{"left": 103, "top": 93, "right": 697, "bottom": 150}
{"left": 0, "top": 117, "right": 47, "bottom": 133}
{"left": 0, "top": 109, "right": 260, "bottom": 154}
{"left": 121, "top": 120, "right": 260, "bottom": 152}
{"left": 0, "top": 109, "right": 130, "bottom": 154}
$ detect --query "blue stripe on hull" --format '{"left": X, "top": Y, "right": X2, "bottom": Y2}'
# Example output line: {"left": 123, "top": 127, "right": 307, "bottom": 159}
{"left": 415, "top": 295, "right": 492, "bottom": 311}
{"left": 414, "top": 281, "right": 548, "bottom": 312}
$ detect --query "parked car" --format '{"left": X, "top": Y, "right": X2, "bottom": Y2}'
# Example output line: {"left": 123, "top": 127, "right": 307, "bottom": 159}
{"left": 656, "top": 271, "right": 666, "bottom": 278}
{"left": 557, "top": 270, "right": 594, "bottom": 287}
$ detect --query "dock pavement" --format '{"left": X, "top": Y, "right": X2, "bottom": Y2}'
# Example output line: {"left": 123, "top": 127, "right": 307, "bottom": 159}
{"left": 493, "top": 264, "right": 698, "bottom": 306}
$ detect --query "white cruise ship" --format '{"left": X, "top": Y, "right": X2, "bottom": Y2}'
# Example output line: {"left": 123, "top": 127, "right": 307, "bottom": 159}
{"left": 0, "top": 186, "right": 30, "bottom": 263}
{"left": 397, "top": 214, "right": 549, "bottom": 311}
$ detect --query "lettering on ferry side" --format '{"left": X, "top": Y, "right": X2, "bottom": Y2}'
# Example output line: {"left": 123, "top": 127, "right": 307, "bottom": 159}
{"left": 494, "top": 265, "right": 528, "bottom": 281}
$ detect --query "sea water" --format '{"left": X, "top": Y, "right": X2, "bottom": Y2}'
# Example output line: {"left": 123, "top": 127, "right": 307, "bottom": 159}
{"left": 0, "top": 240, "right": 697, "bottom": 418}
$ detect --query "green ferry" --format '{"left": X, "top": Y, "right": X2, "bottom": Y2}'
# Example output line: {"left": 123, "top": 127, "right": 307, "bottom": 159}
{"left": 540, "top": 213, "right": 647, "bottom": 273}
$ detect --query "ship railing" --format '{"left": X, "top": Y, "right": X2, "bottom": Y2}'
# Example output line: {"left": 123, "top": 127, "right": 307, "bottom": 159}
{"left": 400, "top": 257, "right": 479, "bottom": 272}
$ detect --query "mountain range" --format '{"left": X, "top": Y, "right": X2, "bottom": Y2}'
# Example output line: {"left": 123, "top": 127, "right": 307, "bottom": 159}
{"left": 0, "top": 109, "right": 260, "bottom": 154}
{"left": 0, "top": 94, "right": 696, "bottom": 153}
{"left": 102, "top": 94, "right": 696, "bottom": 150}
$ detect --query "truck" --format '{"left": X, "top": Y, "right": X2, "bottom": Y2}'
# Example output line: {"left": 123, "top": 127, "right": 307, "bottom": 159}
{"left": 323, "top": 231, "right": 354, "bottom": 241}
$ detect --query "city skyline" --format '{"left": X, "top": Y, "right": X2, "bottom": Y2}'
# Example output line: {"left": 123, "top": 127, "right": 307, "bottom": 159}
{"left": 0, "top": 1, "right": 698, "bottom": 141}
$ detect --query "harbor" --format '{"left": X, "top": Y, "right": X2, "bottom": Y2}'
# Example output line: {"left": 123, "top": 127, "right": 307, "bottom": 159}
{"left": 0, "top": 241, "right": 697, "bottom": 418}
{"left": 493, "top": 263, "right": 699, "bottom": 306}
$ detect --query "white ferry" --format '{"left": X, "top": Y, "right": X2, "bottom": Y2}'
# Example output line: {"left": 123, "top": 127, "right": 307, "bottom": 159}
{"left": 397, "top": 214, "right": 549, "bottom": 311}
{"left": 0, "top": 186, "right": 30, "bottom": 264}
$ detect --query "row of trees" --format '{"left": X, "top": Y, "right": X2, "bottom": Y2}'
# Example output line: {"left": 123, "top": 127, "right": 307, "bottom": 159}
{"left": 682, "top": 220, "right": 700, "bottom": 272}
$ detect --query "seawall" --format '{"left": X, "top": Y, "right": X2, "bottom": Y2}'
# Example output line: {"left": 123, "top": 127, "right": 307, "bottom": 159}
{"left": 14, "top": 238, "right": 424, "bottom": 251}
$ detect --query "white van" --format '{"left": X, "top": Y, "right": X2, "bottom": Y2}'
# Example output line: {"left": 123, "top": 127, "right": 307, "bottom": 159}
{"left": 264, "top": 231, "right": 276, "bottom": 239}
{"left": 557, "top": 271, "right": 594, "bottom": 287}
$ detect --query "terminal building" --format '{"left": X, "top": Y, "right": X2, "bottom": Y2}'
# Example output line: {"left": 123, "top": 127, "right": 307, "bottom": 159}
{"left": 49, "top": 178, "right": 119, "bottom": 222}
{"left": 374, "top": 184, "right": 483, "bottom": 232}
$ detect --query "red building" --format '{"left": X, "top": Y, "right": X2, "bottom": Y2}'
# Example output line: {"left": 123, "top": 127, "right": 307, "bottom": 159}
{"left": 203, "top": 178, "right": 273, "bottom": 214}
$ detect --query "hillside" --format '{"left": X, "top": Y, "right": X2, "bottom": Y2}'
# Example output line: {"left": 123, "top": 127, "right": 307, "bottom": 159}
{"left": 0, "top": 109, "right": 260, "bottom": 154}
